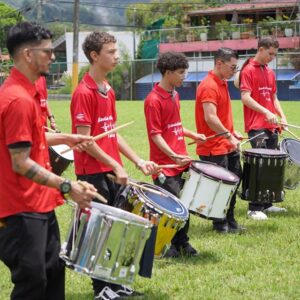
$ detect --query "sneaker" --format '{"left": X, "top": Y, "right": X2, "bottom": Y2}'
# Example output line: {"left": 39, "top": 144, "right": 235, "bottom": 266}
{"left": 247, "top": 210, "right": 268, "bottom": 221}
{"left": 264, "top": 206, "right": 287, "bottom": 213}
{"left": 213, "top": 223, "right": 229, "bottom": 233}
{"left": 228, "top": 220, "right": 246, "bottom": 233}
{"left": 95, "top": 286, "right": 120, "bottom": 300}
{"left": 178, "top": 243, "right": 199, "bottom": 257}
{"left": 114, "top": 285, "right": 144, "bottom": 298}
{"left": 163, "top": 245, "right": 180, "bottom": 258}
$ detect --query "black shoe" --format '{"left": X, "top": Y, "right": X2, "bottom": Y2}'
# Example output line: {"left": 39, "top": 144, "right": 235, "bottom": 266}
{"left": 213, "top": 223, "right": 229, "bottom": 233}
{"left": 178, "top": 243, "right": 199, "bottom": 257}
{"left": 163, "top": 245, "right": 180, "bottom": 258}
{"left": 228, "top": 220, "right": 246, "bottom": 233}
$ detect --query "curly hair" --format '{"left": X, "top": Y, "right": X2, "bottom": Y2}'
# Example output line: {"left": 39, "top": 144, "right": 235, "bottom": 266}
{"left": 6, "top": 22, "right": 53, "bottom": 57}
{"left": 82, "top": 31, "right": 117, "bottom": 63}
{"left": 258, "top": 36, "right": 279, "bottom": 49}
{"left": 156, "top": 52, "right": 189, "bottom": 75}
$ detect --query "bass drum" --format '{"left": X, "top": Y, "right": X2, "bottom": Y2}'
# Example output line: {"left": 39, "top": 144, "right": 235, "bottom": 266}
{"left": 280, "top": 138, "right": 300, "bottom": 190}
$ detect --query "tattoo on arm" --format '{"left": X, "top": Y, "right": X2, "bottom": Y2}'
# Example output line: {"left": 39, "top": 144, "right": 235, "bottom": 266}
{"left": 25, "top": 164, "right": 40, "bottom": 179}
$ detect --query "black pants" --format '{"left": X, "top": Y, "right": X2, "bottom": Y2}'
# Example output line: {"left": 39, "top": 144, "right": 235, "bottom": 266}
{"left": 154, "top": 171, "right": 190, "bottom": 247}
{"left": 77, "top": 172, "right": 155, "bottom": 293}
{"left": 248, "top": 129, "right": 279, "bottom": 211}
{"left": 0, "top": 211, "right": 65, "bottom": 300}
{"left": 200, "top": 151, "right": 242, "bottom": 225}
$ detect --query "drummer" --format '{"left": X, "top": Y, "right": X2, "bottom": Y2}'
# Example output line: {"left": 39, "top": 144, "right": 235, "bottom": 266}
{"left": 144, "top": 51, "right": 206, "bottom": 258}
{"left": 195, "top": 48, "right": 245, "bottom": 234}
{"left": 240, "top": 36, "right": 288, "bottom": 220}
{"left": 0, "top": 21, "right": 96, "bottom": 300}
{"left": 70, "top": 31, "right": 157, "bottom": 299}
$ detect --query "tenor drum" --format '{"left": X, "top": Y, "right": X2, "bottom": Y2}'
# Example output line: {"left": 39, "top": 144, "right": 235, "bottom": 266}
{"left": 49, "top": 144, "right": 74, "bottom": 175}
{"left": 241, "top": 149, "right": 288, "bottom": 202}
{"left": 60, "top": 201, "right": 152, "bottom": 285}
{"left": 180, "top": 161, "right": 240, "bottom": 220}
{"left": 280, "top": 138, "right": 300, "bottom": 190}
{"left": 122, "top": 183, "right": 189, "bottom": 257}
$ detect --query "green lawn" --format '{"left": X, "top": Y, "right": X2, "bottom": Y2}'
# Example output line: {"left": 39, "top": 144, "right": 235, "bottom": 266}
{"left": 1, "top": 100, "right": 300, "bottom": 300}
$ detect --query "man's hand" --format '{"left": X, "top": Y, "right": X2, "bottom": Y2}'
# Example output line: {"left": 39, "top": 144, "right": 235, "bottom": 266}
{"left": 70, "top": 180, "right": 96, "bottom": 209}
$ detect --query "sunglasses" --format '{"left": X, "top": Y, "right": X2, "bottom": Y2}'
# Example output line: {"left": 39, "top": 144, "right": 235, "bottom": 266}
{"left": 223, "top": 62, "right": 239, "bottom": 71}
{"left": 30, "top": 47, "right": 55, "bottom": 57}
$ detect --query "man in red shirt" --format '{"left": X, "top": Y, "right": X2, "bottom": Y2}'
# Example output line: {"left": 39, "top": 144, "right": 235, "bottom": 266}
{"left": 0, "top": 22, "right": 96, "bottom": 300}
{"left": 240, "top": 37, "right": 287, "bottom": 220}
{"left": 195, "top": 48, "right": 245, "bottom": 234}
{"left": 71, "top": 31, "right": 157, "bottom": 300}
{"left": 144, "top": 52, "right": 206, "bottom": 258}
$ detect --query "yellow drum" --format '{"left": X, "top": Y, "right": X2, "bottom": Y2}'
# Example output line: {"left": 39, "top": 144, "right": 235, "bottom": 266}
{"left": 125, "top": 183, "right": 189, "bottom": 257}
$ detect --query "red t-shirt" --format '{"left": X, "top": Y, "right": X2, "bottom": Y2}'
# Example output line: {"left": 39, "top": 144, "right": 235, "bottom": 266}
{"left": 195, "top": 71, "right": 234, "bottom": 156}
{"left": 144, "top": 83, "right": 188, "bottom": 178}
{"left": 71, "top": 72, "right": 122, "bottom": 175}
{"left": 0, "top": 68, "right": 63, "bottom": 218}
{"left": 240, "top": 58, "right": 278, "bottom": 132}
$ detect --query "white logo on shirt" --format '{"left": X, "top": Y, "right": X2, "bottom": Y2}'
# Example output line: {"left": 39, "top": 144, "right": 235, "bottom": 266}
{"left": 259, "top": 87, "right": 272, "bottom": 101}
{"left": 76, "top": 113, "right": 85, "bottom": 120}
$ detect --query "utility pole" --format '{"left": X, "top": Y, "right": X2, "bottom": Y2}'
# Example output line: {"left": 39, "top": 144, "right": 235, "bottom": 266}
{"left": 72, "top": 0, "right": 80, "bottom": 93}
{"left": 37, "top": 0, "right": 43, "bottom": 24}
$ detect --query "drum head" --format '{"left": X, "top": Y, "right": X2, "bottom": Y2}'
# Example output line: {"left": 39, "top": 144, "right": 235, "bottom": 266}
{"left": 51, "top": 144, "right": 74, "bottom": 161}
{"left": 191, "top": 161, "right": 239, "bottom": 184}
{"left": 136, "top": 183, "right": 188, "bottom": 220}
{"left": 243, "top": 148, "right": 287, "bottom": 158}
{"left": 281, "top": 138, "right": 300, "bottom": 165}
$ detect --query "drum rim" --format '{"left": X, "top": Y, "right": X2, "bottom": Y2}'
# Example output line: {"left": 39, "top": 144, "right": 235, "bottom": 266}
{"left": 134, "top": 182, "right": 189, "bottom": 220}
{"left": 243, "top": 148, "right": 288, "bottom": 158}
{"left": 280, "top": 138, "right": 300, "bottom": 165}
{"left": 190, "top": 160, "right": 240, "bottom": 184}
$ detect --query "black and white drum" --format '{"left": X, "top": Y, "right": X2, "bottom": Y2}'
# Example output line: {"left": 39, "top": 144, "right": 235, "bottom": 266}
{"left": 49, "top": 144, "right": 74, "bottom": 175}
{"left": 241, "top": 149, "right": 288, "bottom": 203}
{"left": 180, "top": 161, "right": 240, "bottom": 220}
{"left": 60, "top": 201, "right": 152, "bottom": 285}
{"left": 280, "top": 138, "right": 300, "bottom": 190}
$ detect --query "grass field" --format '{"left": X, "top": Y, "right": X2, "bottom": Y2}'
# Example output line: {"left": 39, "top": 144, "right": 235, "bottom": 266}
{"left": 1, "top": 100, "right": 300, "bottom": 300}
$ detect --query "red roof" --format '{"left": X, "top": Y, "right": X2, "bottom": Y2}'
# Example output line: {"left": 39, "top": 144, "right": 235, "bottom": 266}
{"left": 188, "top": 1, "right": 298, "bottom": 16}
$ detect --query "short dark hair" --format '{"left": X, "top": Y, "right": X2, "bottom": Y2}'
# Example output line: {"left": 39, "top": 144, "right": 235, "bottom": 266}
{"left": 258, "top": 36, "right": 279, "bottom": 49}
{"left": 82, "top": 31, "right": 117, "bottom": 63}
{"left": 214, "top": 48, "right": 238, "bottom": 63}
{"left": 6, "top": 22, "right": 53, "bottom": 57}
{"left": 156, "top": 52, "right": 189, "bottom": 75}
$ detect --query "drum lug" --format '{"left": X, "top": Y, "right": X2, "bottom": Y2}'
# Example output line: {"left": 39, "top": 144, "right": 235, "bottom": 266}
{"left": 281, "top": 190, "right": 285, "bottom": 201}
{"left": 104, "top": 249, "right": 112, "bottom": 261}
{"left": 259, "top": 158, "right": 263, "bottom": 167}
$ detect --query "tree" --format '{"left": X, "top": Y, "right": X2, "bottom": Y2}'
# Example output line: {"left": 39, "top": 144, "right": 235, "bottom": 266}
{"left": 0, "top": 2, "right": 24, "bottom": 49}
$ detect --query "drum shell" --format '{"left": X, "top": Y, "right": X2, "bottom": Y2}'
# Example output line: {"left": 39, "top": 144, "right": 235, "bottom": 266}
{"left": 241, "top": 149, "right": 287, "bottom": 202}
{"left": 280, "top": 138, "right": 300, "bottom": 190}
{"left": 49, "top": 145, "right": 74, "bottom": 176}
{"left": 60, "top": 202, "right": 152, "bottom": 285}
{"left": 125, "top": 183, "right": 189, "bottom": 257}
{"left": 180, "top": 161, "right": 239, "bottom": 220}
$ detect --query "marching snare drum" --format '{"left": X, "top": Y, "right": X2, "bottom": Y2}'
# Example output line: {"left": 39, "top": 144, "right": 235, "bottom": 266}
{"left": 60, "top": 201, "right": 152, "bottom": 285}
{"left": 241, "top": 148, "right": 288, "bottom": 202}
{"left": 280, "top": 138, "right": 300, "bottom": 190}
{"left": 49, "top": 144, "right": 74, "bottom": 175}
{"left": 180, "top": 161, "right": 240, "bottom": 220}
{"left": 123, "top": 183, "right": 189, "bottom": 257}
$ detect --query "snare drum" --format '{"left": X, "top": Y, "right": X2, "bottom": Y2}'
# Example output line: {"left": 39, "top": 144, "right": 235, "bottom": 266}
{"left": 60, "top": 201, "right": 152, "bottom": 285}
{"left": 180, "top": 161, "right": 240, "bottom": 220}
{"left": 49, "top": 144, "right": 74, "bottom": 175}
{"left": 124, "top": 183, "right": 189, "bottom": 257}
{"left": 280, "top": 138, "right": 300, "bottom": 190}
{"left": 241, "top": 148, "right": 288, "bottom": 202}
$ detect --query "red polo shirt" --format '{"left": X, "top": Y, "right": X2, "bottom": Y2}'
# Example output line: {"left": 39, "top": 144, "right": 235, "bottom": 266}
{"left": 0, "top": 68, "right": 63, "bottom": 218}
{"left": 240, "top": 58, "right": 278, "bottom": 132}
{"left": 71, "top": 72, "right": 122, "bottom": 175}
{"left": 144, "top": 83, "right": 188, "bottom": 178}
{"left": 35, "top": 76, "right": 48, "bottom": 124}
{"left": 195, "top": 71, "right": 234, "bottom": 156}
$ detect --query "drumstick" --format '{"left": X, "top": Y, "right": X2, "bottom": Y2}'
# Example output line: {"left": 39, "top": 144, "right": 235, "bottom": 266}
{"left": 284, "top": 128, "right": 300, "bottom": 140}
{"left": 60, "top": 121, "right": 134, "bottom": 155}
{"left": 106, "top": 174, "right": 164, "bottom": 196}
{"left": 170, "top": 154, "right": 192, "bottom": 160}
{"left": 44, "top": 126, "right": 57, "bottom": 133}
{"left": 157, "top": 164, "right": 180, "bottom": 168}
{"left": 279, "top": 122, "right": 300, "bottom": 130}
{"left": 77, "top": 180, "right": 108, "bottom": 204}
{"left": 188, "top": 131, "right": 228, "bottom": 145}
{"left": 240, "top": 132, "right": 265, "bottom": 147}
